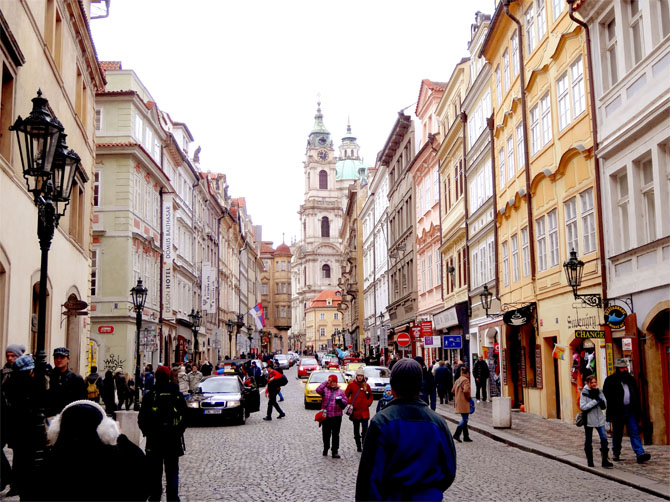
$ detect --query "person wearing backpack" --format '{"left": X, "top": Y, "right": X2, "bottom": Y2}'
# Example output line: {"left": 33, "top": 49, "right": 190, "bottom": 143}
{"left": 138, "top": 365, "right": 187, "bottom": 501}
{"left": 86, "top": 366, "right": 103, "bottom": 403}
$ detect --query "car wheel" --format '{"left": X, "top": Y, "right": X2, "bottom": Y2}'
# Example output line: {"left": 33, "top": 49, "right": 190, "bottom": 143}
{"left": 237, "top": 409, "right": 246, "bottom": 425}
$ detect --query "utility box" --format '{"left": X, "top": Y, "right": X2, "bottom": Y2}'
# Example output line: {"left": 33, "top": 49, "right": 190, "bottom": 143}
{"left": 115, "top": 410, "right": 143, "bottom": 447}
{"left": 492, "top": 396, "right": 512, "bottom": 428}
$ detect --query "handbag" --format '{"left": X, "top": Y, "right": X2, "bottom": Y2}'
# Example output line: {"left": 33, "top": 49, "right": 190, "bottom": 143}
{"left": 314, "top": 389, "right": 336, "bottom": 426}
{"left": 469, "top": 398, "right": 475, "bottom": 415}
{"left": 574, "top": 411, "right": 584, "bottom": 427}
{"left": 345, "top": 387, "right": 363, "bottom": 417}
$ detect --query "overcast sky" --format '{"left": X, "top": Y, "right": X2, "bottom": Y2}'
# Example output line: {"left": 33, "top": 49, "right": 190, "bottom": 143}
{"left": 90, "top": 0, "right": 497, "bottom": 247}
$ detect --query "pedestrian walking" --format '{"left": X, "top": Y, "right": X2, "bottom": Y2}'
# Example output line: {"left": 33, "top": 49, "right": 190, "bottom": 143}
{"left": 376, "top": 384, "right": 394, "bottom": 413}
{"left": 46, "top": 347, "right": 87, "bottom": 417}
{"left": 101, "top": 369, "right": 117, "bottom": 414}
{"left": 186, "top": 364, "right": 203, "bottom": 393}
{"left": 473, "top": 355, "right": 490, "bottom": 402}
{"left": 177, "top": 365, "right": 189, "bottom": 397}
{"left": 200, "top": 360, "right": 213, "bottom": 377}
{"left": 603, "top": 359, "right": 651, "bottom": 464}
{"left": 452, "top": 366, "right": 473, "bottom": 443}
{"left": 345, "top": 367, "right": 373, "bottom": 452}
{"left": 415, "top": 356, "right": 437, "bottom": 411}
{"left": 42, "top": 399, "right": 148, "bottom": 501}
{"left": 126, "top": 373, "right": 136, "bottom": 409}
{"left": 580, "top": 375, "right": 613, "bottom": 468}
{"left": 434, "top": 361, "right": 451, "bottom": 404}
{"left": 316, "top": 374, "right": 348, "bottom": 458}
{"left": 85, "top": 365, "right": 104, "bottom": 403}
{"left": 263, "top": 368, "right": 286, "bottom": 420}
{"left": 355, "top": 358, "right": 457, "bottom": 501}
{"left": 138, "top": 365, "right": 187, "bottom": 501}
{"left": 114, "top": 369, "right": 130, "bottom": 411}
{"left": 142, "top": 364, "right": 155, "bottom": 397}
{"left": 1, "top": 344, "right": 25, "bottom": 496}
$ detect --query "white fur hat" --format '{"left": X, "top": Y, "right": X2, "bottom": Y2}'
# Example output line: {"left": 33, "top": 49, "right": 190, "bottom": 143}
{"left": 47, "top": 399, "right": 120, "bottom": 446}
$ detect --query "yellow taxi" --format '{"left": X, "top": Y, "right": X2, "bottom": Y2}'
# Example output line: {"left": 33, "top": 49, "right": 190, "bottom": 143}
{"left": 303, "top": 369, "right": 348, "bottom": 409}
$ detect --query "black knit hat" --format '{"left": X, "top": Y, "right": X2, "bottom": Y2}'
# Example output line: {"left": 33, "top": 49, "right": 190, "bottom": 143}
{"left": 390, "top": 358, "right": 423, "bottom": 398}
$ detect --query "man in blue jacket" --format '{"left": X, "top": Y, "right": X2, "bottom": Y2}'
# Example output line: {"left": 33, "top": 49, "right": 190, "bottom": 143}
{"left": 355, "top": 358, "right": 457, "bottom": 501}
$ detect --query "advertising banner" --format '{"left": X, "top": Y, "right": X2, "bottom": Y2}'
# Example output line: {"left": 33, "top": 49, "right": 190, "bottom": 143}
{"left": 201, "top": 263, "right": 216, "bottom": 313}
{"left": 162, "top": 194, "right": 174, "bottom": 320}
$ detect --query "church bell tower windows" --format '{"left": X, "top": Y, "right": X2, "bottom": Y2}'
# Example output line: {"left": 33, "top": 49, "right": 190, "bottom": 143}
{"left": 319, "top": 170, "right": 328, "bottom": 189}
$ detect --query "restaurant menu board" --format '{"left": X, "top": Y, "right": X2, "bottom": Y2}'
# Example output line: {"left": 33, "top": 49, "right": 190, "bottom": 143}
{"left": 521, "top": 347, "right": 527, "bottom": 387}
{"left": 502, "top": 348, "right": 508, "bottom": 385}
{"left": 535, "top": 345, "right": 543, "bottom": 389}
{"left": 488, "top": 357, "right": 500, "bottom": 398}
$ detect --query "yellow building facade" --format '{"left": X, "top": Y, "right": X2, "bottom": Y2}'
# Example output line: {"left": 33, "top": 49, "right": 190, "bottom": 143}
{"left": 482, "top": 0, "right": 605, "bottom": 422}
{"left": 305, "top": 290, "right": 343, "bottom": 352}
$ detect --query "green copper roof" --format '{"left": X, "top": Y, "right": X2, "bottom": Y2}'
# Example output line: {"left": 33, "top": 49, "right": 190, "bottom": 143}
{"left": 336, "top": 158, "right": 366, "bottom": 180}
{"left": 310, "top": 101, "right": 329, "bottom": 135}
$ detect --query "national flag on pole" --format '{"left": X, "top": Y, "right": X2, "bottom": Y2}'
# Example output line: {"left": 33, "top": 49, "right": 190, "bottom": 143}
{"left": 249, "top": 303, "right": 266, "bottom": 330}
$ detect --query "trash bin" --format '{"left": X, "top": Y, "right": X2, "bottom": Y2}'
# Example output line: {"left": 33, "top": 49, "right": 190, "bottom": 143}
{"left": 492, "top": 396, "right": 512, "bottom": 428}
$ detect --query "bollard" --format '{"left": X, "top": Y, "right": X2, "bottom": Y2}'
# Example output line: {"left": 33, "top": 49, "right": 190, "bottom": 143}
{"left": 492, "top": 396, "right": 512, "bottom": 428}
{"left": 115, "top": 410, "right": 143, "bottom": 446}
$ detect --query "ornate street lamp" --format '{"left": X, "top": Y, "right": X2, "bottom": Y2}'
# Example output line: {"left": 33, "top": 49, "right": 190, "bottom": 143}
{"left": 130, "top": 278, "right": 148, "bottom": 411}
{"left": 188, "top": 309, "right": 202, "bottom": 364}
{"left": 225, "top": 319, "right": 234, "bottom": 358}
{"left": 563, "top": 249, "right": 602, "bottom": 308}
{"left": 479, "top": 284, "right": 501, "bottom": 318}
{"left": 247, "top": 323, "right": 254, "bottom": 357}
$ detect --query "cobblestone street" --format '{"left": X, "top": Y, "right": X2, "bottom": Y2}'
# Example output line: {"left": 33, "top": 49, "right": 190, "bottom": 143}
{"left": 177, "top": 366, "right": 666, "bottom": 501}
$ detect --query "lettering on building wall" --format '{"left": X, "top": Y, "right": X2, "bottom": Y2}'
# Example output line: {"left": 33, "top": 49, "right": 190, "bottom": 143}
{"left": 535, "top": 345, "right": 543, "bottom": 389}
{"left": 502, "top": 348, "right": 508, "bottom": 386}
{"left": 567, "top": 311, "right": 599, "bottom": 330}
{"left": 521, "top": 346, "right": 527, "bottom": 387}
{"left": 162, "top": 195, "right": 174, "bottom": 320}
{"left": 103, "top": 354, "right": 125, "bottom": 372}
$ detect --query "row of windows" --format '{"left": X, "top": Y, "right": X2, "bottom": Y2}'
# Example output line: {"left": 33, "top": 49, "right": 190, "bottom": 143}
{"left": 417, "top": 168, "right": 440, "bottom": 215}
{"left": 318, "top": 312, "right": 339, "bottom": 321}
{"left": 444, "top": 247, "right": 467, "bottom": 295}
{"left": 419, "top": 249, "right": 442, "bottom": 294}
{"left": 443, "top": 160, "right": 464, "bottom": 214}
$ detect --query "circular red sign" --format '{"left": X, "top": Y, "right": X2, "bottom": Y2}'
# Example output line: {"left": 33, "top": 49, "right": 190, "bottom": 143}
{"left": 397, "top": 333, "right": 411, "bottom": 347}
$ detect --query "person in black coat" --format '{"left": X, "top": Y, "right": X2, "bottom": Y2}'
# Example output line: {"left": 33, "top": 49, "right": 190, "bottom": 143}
{"left": 101, "top": 370, "right": 117, "bottom": 414}
{"left": 414, "top": 356, "right": 436, "bottom": 411}
{"left": 473, "top": 356, "right": 491, "bottom": 402}
{"left": 46, "top": 347, "right": 87, "bottom": 418}
{"left": 138, "top": 365, "right": 187, "bottom": 501}
{"left": 602, "top": 359, "right": 650, "bottom": 464}
{"left": 434, "top": 361, "right": 452, "bottom": 404}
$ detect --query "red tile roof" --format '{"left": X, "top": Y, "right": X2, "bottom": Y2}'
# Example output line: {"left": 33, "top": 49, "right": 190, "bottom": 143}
{"left": 308, "top": 290, "right": 342, "bottom": 308}
{"left": 275, "top": 243, "right": 291, "bottom": 255}
{"left": 100, "top": 61, "right": 122, "bottom": 71}
{"left": 260, "top": 243, "right": 275, "bottom": 254}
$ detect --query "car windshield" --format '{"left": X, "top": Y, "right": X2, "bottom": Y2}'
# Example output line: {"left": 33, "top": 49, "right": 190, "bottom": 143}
{"left": 310, "top": 372, "right": 344, "bottom": 383}
{"left": 301, "top": 359, "right": 317, "bottom": 365}
{"left": 364, "top": 367, "right": 390, "bottom": 378}
{"left": 275, "top": 355, "right": 288, "bottom": 360}
{"left": 347, "top": 363, "right": 364, "bottom": 370}
{"left": 199, "top": 378, "right": 240, "bottom": 393}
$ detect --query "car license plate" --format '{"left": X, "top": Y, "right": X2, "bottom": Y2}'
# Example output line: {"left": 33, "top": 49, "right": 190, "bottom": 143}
{"left": 204, "top": 409, "right": 222, "bottom": 414}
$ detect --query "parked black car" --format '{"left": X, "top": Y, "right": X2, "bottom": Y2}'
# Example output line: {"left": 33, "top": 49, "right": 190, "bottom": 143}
{"left": 185, "top": 375, "right": 260, "bottom": 424}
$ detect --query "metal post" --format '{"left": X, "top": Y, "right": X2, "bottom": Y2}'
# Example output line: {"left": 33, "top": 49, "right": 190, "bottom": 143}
{"left": 134, "top": 308, "right": 142, "bottom": 411}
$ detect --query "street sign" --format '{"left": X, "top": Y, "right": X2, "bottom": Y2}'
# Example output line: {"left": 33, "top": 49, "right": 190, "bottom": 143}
{"left": 98, "top": 326, "right": 114, "bottom": 334}
{"left": 575, "top": 329, "right": 605, "bottom": 339}
{"left": 443, "top": 335, "right": 462, "bottom": 349}
{"left": 420, "top": 321, "right": 433, "bottom": 336}
{"left": 397, "top": 333, "right": 411, "bottom": 347}
{"left": 411, "top": 326, "right": 421, "bottom": 338}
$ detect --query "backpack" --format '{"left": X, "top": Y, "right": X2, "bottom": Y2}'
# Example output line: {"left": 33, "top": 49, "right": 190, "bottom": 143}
{"left": 87, "top": 376, "right": 100, "bottom": 400}
{"left": 147, "top": 390, "right": 185, "bottom": 435}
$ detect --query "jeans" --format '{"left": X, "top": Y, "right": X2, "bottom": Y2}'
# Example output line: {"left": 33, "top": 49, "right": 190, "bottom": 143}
{"left": 475, "top": 379, "right": 488, "bottom": 401}
{"left": 352, "top": 418, "right": 369, "bottom": 444}
{"left": 322, "top": 416, "right": 342, "bottom": 453}
{"left": 612, "top": 406, "right": 645, "bottom": 457}
{"left": 147, "top": 452, "right": 180, "bottom": 501}
{"left": 266, "top": 392, "right": 284, "bottom": 417}
{"left": 584, "top": 426, "right": 608, "bottom": 450}
{"left": 458, "top": 413, "right": 469, "bottom": 427}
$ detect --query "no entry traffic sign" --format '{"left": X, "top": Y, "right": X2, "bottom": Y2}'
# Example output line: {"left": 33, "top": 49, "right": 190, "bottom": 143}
{"left": 397, "top": 332, "right": 411, "bottom": 347}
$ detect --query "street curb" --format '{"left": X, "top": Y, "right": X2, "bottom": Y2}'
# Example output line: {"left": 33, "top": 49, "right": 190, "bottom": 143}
{"left": 436, "top": 409, "right": 670, "bottom": 501}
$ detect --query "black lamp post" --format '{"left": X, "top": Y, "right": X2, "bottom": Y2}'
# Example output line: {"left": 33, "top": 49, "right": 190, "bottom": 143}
{"left": 247, "top": 324, "right": 254, "bottom": 357}
{"left": 480, "top": 284, "right": 499, "bottom": 318}
{"left": 130, "top": 278, "right": 148, "bottom": 411}
{"left": 188, "top": 309, "right": 202, "bottom": 364}
{"left": 563, "top": 249, "right": 602, "bottom": 308}
{"left": 225, "top": 319, "right": 234, "bottom": 358}
{"left": 235, "top": 314, "right": 244, "bottom": 358}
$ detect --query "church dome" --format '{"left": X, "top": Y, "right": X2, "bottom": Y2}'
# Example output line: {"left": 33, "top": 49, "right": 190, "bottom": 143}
{"left": 275, "top": 243, "right": 291, "bottom": 255}
{"left": 336, "top": 158, "right": 366, "bottom": 181}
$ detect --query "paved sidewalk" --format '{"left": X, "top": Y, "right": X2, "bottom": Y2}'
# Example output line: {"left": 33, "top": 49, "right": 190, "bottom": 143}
{"left": 435, "top": 400, "right": 670, "bottom": 500}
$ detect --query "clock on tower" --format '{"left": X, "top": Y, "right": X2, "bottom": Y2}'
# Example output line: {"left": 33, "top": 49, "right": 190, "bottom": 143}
{"left": 318, "top": 150, "right": 328, "bottom": 161}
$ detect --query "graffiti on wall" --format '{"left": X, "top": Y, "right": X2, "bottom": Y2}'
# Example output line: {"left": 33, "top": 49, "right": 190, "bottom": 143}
{"left": 103, "top": 354, "right": 125, "bottom": 372}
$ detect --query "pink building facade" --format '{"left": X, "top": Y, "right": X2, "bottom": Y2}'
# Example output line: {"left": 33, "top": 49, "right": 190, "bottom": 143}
{"left": 412, "top": 79, "right": 445, "bottom": 366}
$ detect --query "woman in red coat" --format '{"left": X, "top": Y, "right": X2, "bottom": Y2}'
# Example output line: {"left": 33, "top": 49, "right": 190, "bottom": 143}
{"left": 345, "top": 367, "right": 374, "bottom": 452}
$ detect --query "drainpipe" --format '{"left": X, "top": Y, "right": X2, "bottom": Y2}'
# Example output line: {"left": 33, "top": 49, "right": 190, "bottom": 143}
{"left": 460, "top": 112, "right": 472, "bottom": 316}
{"left": 487, "top": 116, "right": 500, "bottom": 302}
{"left": 503, "top": 0, "right": 536, "bottom": 281}
{"left": 567, "top": 1, "right": 607, "bottom": 301}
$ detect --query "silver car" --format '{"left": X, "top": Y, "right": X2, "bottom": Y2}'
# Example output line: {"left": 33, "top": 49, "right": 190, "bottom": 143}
{"left": 273, "top": 354, "right": 290, "bottom": 370}
{"left": 363, "top": 366, "right": 391, "bottom": 397}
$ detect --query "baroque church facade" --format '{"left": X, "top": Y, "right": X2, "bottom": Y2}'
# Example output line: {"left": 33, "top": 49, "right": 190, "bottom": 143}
{"left": 291, "top": 103, "right": 366, "bottom": 351}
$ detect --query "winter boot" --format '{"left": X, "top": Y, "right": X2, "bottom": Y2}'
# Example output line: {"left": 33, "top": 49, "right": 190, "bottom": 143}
{"left": 601, "top": 447, "right": 613, "bottom": 468}
{"left": 453, "top": 425, "right": 463, "bottom": 443}
{"left": 585, "top": 447, "right": 594, "bottom": 467}
{"left": 355, "top": 438, "right": 362, "bottom": 452}
{"left": 332, "top": 451, "right": 340, "bottom": 459}
{"left": 462, "top": 424, "right": 473, "bottom": 442}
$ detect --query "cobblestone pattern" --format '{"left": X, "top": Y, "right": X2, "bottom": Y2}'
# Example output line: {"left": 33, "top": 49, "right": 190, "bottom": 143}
{"left": 437, "top": 400, "right": 670, "bottom": 486}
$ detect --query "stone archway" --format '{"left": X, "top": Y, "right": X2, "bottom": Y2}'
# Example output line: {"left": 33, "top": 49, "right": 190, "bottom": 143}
{"left": 641, "top": 303, "right": 670, "bottom": 445}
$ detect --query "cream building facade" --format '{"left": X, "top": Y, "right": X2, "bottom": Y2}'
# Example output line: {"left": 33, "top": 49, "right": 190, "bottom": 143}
{"left": 305, "top": 290, "right": 343, "bottom": 352}
{"left": 0, "top": 0, "right": 105, "bottom": 373}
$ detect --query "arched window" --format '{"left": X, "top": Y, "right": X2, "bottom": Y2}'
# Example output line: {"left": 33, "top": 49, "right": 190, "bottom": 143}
{"left": 319, "top": 170, "right": 328, "bottom": 189}
{"left": 321, "top": 217, "right": 330, "bottom": 237}
{"left": 322, "top": 264, "right": 331, "bottom": 279}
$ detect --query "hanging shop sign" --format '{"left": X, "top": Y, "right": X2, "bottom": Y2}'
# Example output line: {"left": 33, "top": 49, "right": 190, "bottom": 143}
{"left": 606, "top": 342, "right": 614, "bottom": 376}
{"left": 433, "top": 307, "right": 459, "bottom": 330}
{"left": 521, "top": 347, "right": 527, "bottom": 387}
{"left": 604, "top": 305, "right": 627, "bottom": 330}
{"left": 501, "top": 348, "right": 508, "bottom": 385}
{"left": 494, "top": 343, "right": 500, "bottom": 354}
{"left": 622, "top": 338, "right": 633, "bottom": 351}
{"left": 411, "top": 326, "right": 421, "bottom": 339}
{"left": 420, "top": 321, "right": 433, "bottom": 336}
{"left": 575, "top": 329, "right": 606, "bottom": 339}
{"left": 503, "top": 304, "right": 533, "bottom": 326}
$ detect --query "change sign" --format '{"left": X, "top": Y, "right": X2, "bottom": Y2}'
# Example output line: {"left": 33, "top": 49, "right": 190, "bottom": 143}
{"left": 575, "top": 329, "right": 605, "bottom": 339}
